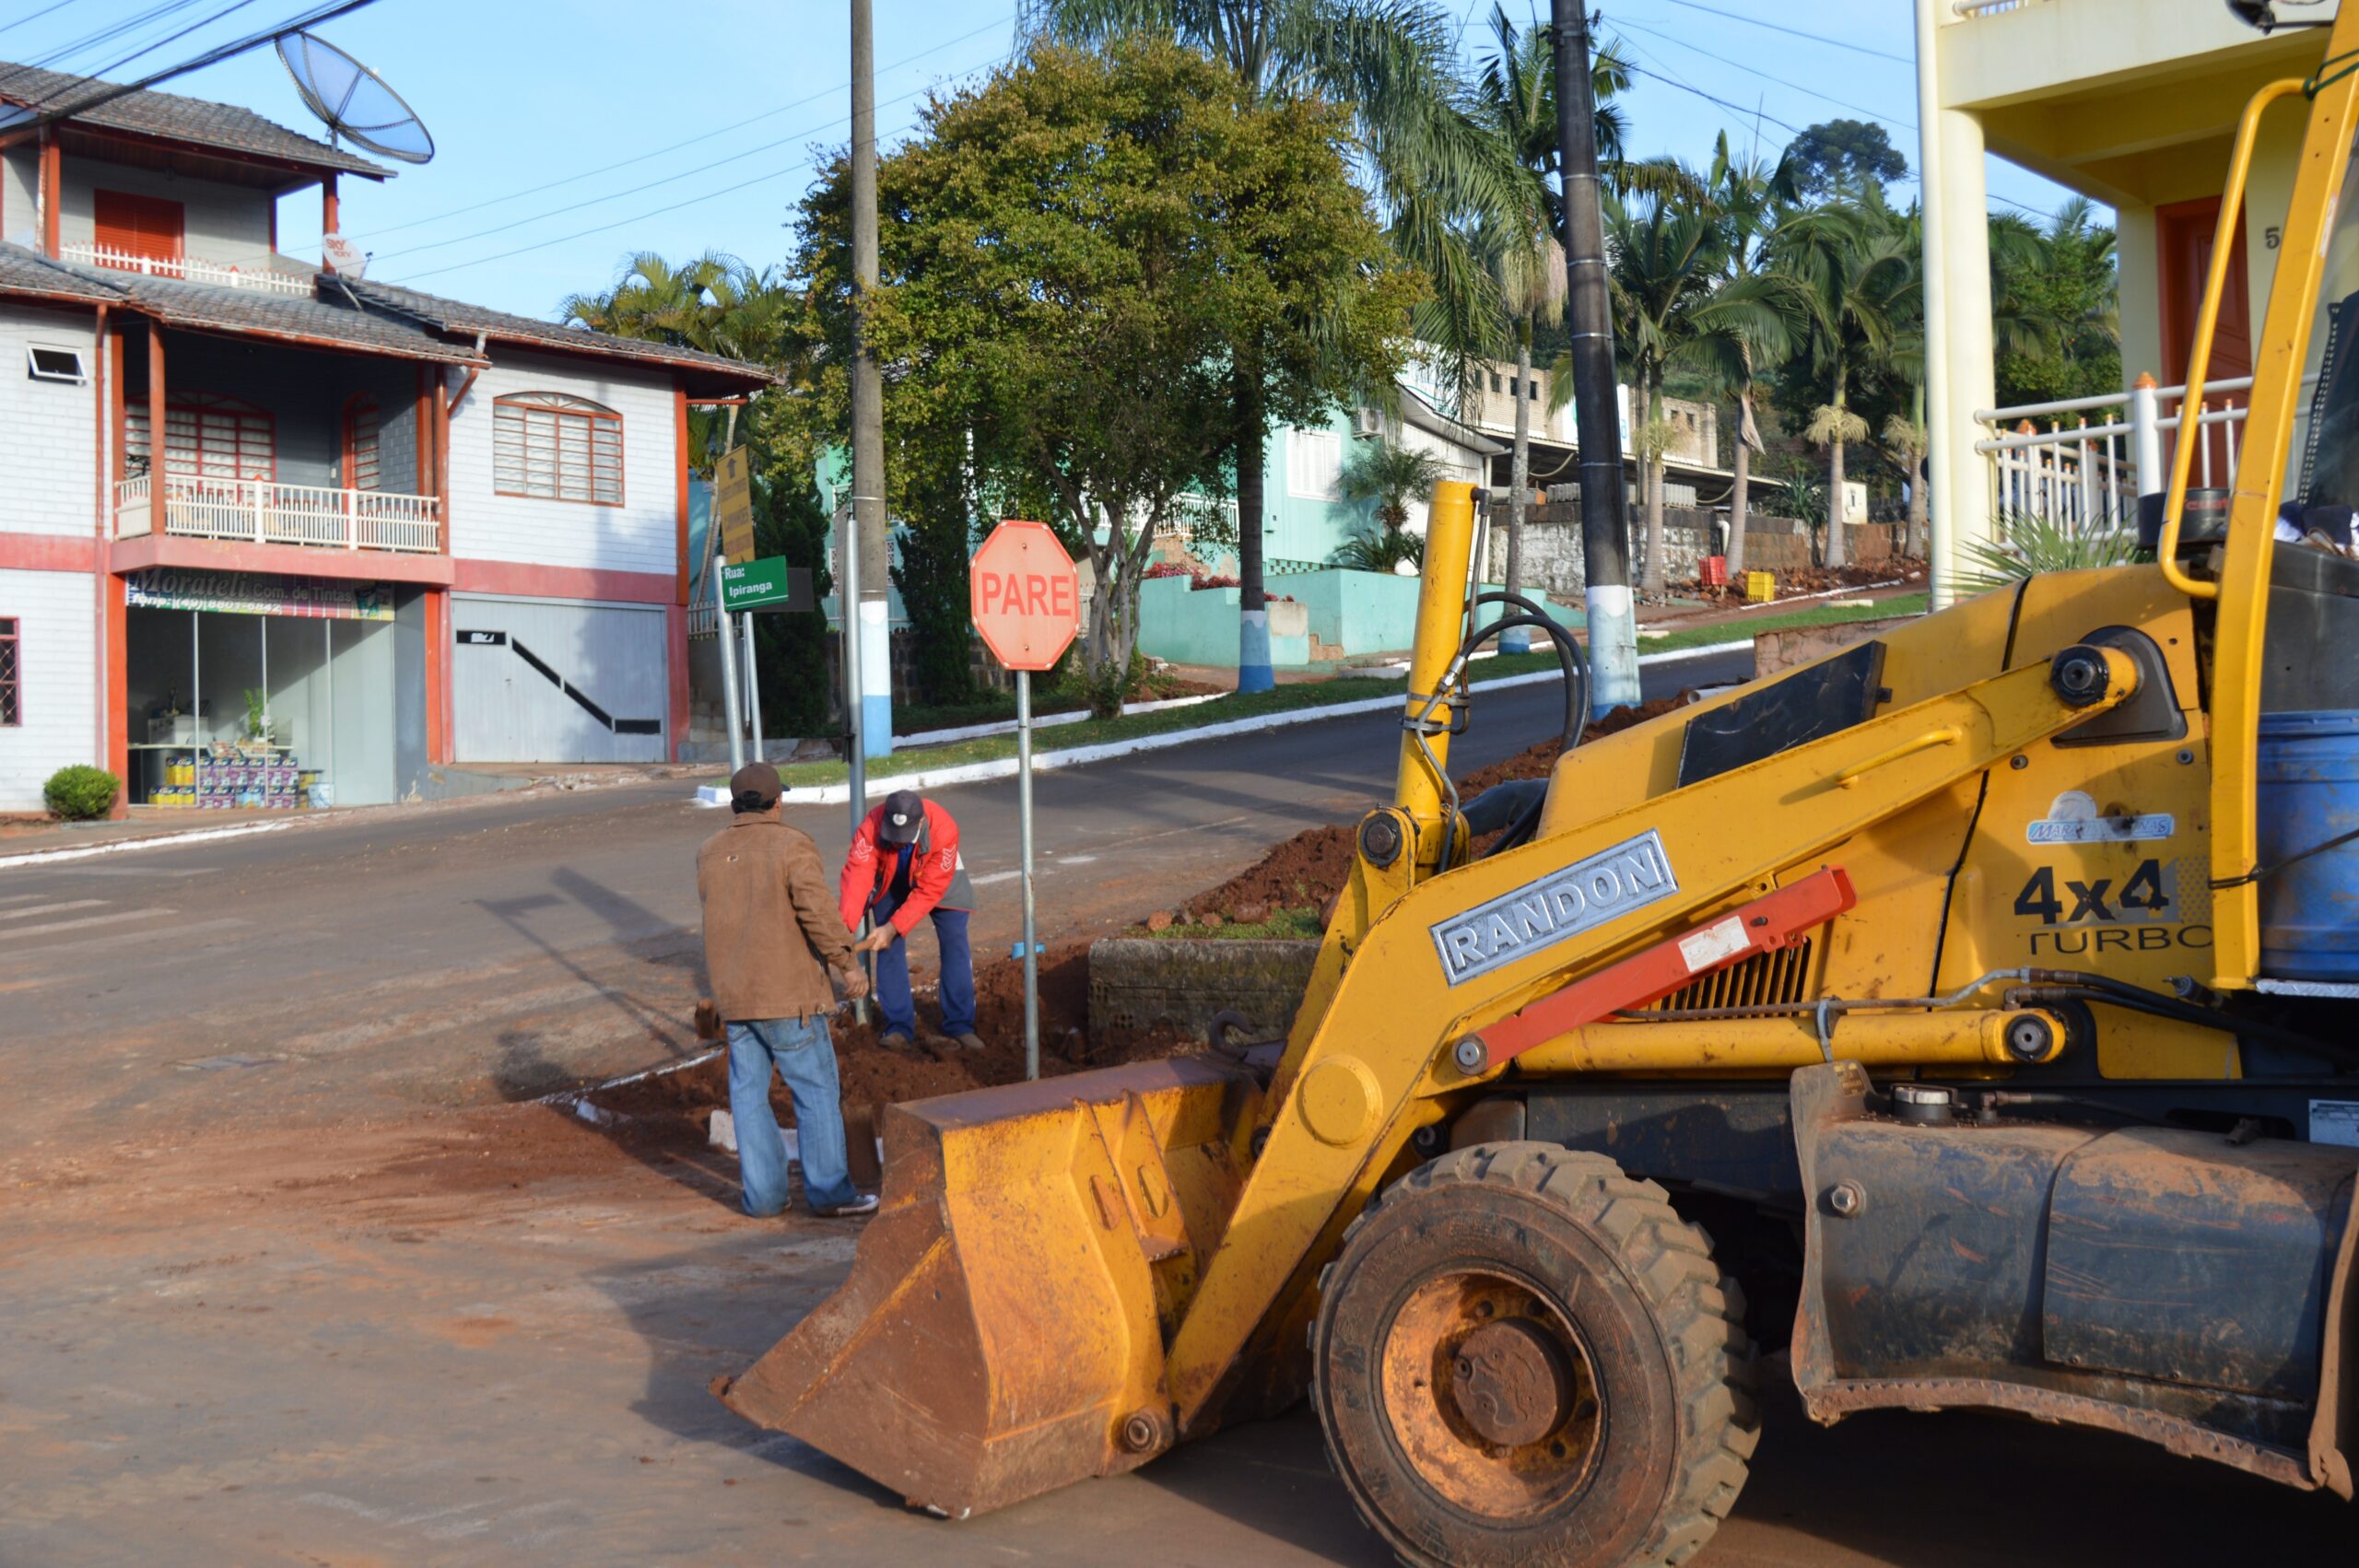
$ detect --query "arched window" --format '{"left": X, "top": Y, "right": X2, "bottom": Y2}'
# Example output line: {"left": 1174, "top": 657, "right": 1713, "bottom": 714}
{"left": 343, "top": 394, "right": 381, "bottom": 491}
{"left": 493, "top": 391, "right": 623, "bottom": 506}
{"left": 126, "top": 392, "right": 276, "bottom": 483}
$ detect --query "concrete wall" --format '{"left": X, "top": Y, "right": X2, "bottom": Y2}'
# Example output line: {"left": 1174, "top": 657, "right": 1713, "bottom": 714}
{"left": 446, "top": 349, "right": 678, "bottom": 578}
{"left": 0, "top": 565, "right": 98, "bottom": 811}
{"left": 1140, "top": 568, "right": 1570, "bottom": 667}
{"left": 1138, "top": 577, "right": 1309, "bottom": 667}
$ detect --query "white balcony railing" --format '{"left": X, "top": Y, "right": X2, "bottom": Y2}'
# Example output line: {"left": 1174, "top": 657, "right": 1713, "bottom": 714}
{"left": 1972, "top": 373, "right": 2309, "bottom": 541}
{"left": 63, "top": 241, "right": 314, "bottom": 298}
{"left": 116, "top": 474, "right": 440, "bottom": 554}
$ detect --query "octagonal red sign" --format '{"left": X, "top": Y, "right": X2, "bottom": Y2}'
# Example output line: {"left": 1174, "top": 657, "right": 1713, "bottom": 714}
{"left": 970, "top": 520, "right": 1080, "bottom": 672}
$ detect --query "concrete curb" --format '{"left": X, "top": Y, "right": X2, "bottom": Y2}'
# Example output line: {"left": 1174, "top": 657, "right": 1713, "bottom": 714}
{"left": 758, "top": 638, "right": 1759, "bottom": 806}
{"left": 0, "top": 819, "right": 297, "bottom": 870}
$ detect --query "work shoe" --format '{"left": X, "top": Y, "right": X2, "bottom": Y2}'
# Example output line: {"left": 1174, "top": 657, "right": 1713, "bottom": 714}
{"left": 878, "top": 1030, "right": 914, "bottom": 1053}
{"left": 816, "top": 1193, "right": 879, "bottom": 1219}
{"left": 954, "top": 1032, "right": 988, "bottom": 1052}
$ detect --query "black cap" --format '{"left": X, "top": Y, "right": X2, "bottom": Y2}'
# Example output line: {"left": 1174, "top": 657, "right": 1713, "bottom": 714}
{"left": 731, "top": 761, "right": 781, "bottom": 813}
{"left": 879, "top": 790, "right": 924, "bottom": 845}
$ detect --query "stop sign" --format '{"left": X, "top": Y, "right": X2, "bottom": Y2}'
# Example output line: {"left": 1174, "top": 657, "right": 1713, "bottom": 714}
{"left": 969, "top": 520, "right": 1080, "bottom": 672}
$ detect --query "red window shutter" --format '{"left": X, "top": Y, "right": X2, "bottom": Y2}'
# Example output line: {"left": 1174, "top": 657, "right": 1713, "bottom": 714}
{"left": 93, "top": 190, "right": 185, "bottom": 269}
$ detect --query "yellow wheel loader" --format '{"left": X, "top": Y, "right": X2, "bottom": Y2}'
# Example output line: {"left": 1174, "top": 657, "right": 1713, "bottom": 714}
{"left": 719, "top": 21, "right": 2359, "bottom": 1565}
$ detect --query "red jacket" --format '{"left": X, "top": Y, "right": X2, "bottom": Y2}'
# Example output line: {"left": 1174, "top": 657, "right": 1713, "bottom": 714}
{"left": 839, "top": 798, "right": 975, "bottom": 935}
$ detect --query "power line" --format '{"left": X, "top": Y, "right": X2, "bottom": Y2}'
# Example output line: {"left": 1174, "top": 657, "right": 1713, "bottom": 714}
{"left": 8, "top": 0, "right": 381, "bottom": 127}
{"left": 289, "top": 10, "right": 1015, "bottom": 250}
{"left": 77, "top": 0, "right": 267, "bottom": 88}
{"left": 1613, "top": 15, "right": 1916, "bottom": 132}
{"left": 393, "top": 45, "right": 1017, "bottom": 286}
{"left": 377, "top": 67, "right": 979, "bottom": 272}
{"left": 0, "top": 1, "right": 83, "bottom": 41}
{"left": 1614, "top": 49, "right": 2051, "bottom": 219}
{"left": 1642, "top": 0, "right": 1914, "bottom": 65}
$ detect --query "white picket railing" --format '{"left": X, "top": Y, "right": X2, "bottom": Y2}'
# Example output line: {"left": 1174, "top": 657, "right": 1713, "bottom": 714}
{"left": 115, "top": 474, "right": 440, "bottom": 553}
{"left": 63, "top": 241, "right": 314, "bottom": 297}
{"left": 1972, "top": 374, "right": 2310, "bottom": 538}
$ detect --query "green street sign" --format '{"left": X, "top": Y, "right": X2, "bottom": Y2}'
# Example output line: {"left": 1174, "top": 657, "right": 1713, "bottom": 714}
{"left": 719, "top": 556, "right": 815, "bottom": 614}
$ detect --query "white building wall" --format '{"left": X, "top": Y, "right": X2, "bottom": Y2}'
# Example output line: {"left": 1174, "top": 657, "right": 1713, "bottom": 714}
{"left": 57, "top": 158, "right": 278, "bottom": 272}
{"left": 1, "top": 146, "right": 34, "bottom": 250}
{"left": 445, "top": 350, "right": 678, "bottom": 579}
{"left": 0, "top": 304, "right": 102, "bottom": 539}
{"left": 0, "top": 566, "right": 98, "bottom": 811}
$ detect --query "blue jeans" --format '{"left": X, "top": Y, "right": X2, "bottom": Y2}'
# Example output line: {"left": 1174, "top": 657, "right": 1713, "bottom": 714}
{"left": 725, "top": 1016, "right": 857, "bottom": 1216}
{"left": 871, "top": 895, "right": 975, "bottom": 1038}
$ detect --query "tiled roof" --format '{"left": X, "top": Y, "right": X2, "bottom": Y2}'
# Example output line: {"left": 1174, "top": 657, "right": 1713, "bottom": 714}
{"left": 0, "top": 242, "right": 483, "bottom": 363}
{"left": 0, "top": 61, "right": 387, "bottom": 177}
{"left": 341, "top": 277, "right": 777, "bottom": 384}
{"left": 0, "top": 245, "right": 772, "bottom": 384}
{"left": 0, "top": 242, "right": 122, "bottom": 303}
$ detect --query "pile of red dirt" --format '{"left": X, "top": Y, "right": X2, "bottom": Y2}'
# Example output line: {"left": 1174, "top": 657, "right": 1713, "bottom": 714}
{"left": 587, "top": 935, "right": 1188, "bottom": 1138}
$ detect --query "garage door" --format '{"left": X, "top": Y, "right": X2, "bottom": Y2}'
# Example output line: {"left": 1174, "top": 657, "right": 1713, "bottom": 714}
{"left": 452, "top": 595, "right": 667, "bottom": 763}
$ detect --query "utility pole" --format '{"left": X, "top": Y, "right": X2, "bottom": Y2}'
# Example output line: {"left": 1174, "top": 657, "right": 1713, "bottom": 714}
{"left": 1551, "top": 0, "right": 1640, "bottom": 714}
{"left": 849, "top": 0, "right": 894, "bottom": 758}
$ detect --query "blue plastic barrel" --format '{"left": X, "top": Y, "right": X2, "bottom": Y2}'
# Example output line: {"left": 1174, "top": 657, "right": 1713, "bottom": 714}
{"left": 2256, "top": 710, "right": 2359, "bottom": 981}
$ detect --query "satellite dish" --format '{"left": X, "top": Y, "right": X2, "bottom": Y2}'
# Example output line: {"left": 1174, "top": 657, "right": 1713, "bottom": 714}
{"left": 276, "top": 31, "right": 434, "bottom": 166}
{"left": 322, "top": 234, "right": 367, "bottom": 277}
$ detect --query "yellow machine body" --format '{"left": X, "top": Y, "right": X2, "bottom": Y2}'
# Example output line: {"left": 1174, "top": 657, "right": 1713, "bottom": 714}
{"left": 723, "top": 11, "right": 2359, "bottom": 1532}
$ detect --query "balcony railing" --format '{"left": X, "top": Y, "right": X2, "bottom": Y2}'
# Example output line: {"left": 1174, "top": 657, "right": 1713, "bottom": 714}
{"left": 1972, "top": 373, "right": 2308, "bottom": 542}
{"left": 116, "top": 474, "right": 440, "bottom": 554}
{"left": 62, "top": 241, "right": 314, "bottom": 298}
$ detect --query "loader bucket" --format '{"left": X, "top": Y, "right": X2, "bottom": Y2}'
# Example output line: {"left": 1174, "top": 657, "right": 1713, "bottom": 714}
{"left": 718, "top": 1056, "right": 1249, "bottom": 1516}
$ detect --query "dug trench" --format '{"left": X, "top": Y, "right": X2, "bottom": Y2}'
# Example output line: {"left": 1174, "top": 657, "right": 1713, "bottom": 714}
{"left": 576, "top": 690, "right": 1701, "bottom": 1160}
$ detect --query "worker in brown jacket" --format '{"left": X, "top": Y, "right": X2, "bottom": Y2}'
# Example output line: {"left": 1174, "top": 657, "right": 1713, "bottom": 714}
{"left": 697, "top": 761, "right": 876, "bottom": 1219}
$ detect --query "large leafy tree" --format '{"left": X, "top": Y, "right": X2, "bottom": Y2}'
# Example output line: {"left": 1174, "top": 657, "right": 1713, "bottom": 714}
{"left": 1783, "top": 118, "right": 1907, "bottom": 200}
{"left": 792, "top": 41, "right": 1418, "bottom": 715}
{"left": 1029, "top": 0, "right": 1519, "bottom": 691}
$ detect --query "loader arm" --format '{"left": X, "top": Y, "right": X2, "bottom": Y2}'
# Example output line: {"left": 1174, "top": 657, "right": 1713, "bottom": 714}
{"left": 1162, "top": 641, "right": 2144, "bottom": 1429}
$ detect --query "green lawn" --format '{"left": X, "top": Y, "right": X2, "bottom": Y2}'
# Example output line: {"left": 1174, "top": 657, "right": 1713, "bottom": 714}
{"left": 765, "top": 591, "right": 1930, "bottom": 790}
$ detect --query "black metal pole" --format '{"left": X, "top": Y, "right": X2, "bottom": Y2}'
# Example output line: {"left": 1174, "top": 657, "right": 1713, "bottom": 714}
{"left": 1551, "top": 0, "right": 1639, "bottom": 712}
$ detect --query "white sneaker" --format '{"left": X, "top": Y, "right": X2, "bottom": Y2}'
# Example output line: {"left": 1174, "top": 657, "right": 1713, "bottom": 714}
{"left": 816, "top": 1193, "right": 879, "bottom": 1218}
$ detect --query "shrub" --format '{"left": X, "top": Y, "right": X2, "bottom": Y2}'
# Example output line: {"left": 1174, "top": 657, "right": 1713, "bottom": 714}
{"left": 44, "top": 765, "right": 119, "bottom": 821}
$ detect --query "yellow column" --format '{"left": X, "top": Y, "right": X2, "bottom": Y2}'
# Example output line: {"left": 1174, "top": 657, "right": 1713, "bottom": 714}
{"left": 1392, "top": 480, "right": 1476, "bottom": 849}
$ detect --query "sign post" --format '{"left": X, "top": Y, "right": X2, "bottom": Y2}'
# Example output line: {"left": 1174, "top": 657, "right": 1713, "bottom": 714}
{"left": 969, "top": 521, "right": 1081, "bottom": 1080}
{"left": 712, "top": 445, "right": 757, "bottom": 772}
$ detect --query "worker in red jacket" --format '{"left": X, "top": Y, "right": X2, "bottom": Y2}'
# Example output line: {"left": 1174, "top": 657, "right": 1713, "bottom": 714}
{"left": 839, "top": 789, "right": 981, "bottom": 1051}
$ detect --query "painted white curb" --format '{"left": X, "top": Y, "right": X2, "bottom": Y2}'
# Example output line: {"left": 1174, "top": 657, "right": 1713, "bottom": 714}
{"left": 0, "top": 818, "right": 295, "bottom": 870}
{"left": 895, "top": 691, "right": 1222, "bottom": 748}
{"left": 765, "top": 638, "right": 1761, "bottom": 806}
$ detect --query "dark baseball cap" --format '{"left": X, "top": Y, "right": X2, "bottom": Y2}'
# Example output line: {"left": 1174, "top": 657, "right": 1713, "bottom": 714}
{"left": 731, "top": 761, "right": 781, "bottom": 812}
{"left": 879, "top": 790, "right": 925, "bottom": 844}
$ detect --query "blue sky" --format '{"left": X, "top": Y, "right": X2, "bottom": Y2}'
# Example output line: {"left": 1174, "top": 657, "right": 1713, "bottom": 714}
{"left": 2, "top": 0, "right": 2082, "bottom": 320}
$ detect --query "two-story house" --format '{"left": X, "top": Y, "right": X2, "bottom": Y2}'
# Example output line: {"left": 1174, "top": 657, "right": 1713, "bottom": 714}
{"left": 0, "top": 64, "right": 769, "bottom": 813}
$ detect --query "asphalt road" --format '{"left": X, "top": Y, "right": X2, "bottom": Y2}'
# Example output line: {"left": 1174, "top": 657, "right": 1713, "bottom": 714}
{"left": 2, "top": 649, "right": 1746, "bottom": 1131}
{"left": 6, "top": 641, "right": 2356, "bottom": 1564}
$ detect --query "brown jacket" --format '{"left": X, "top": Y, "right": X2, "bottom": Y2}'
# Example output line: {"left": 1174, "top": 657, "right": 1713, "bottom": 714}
{"left": 698, "top": 808, "right": 857, "bottom": 1023}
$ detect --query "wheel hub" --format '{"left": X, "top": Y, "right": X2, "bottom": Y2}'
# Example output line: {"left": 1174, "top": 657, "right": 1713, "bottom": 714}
{"left": 1378, "top": 1269, "right": 1603, "bottom": 1518}
{"left": 1450, "top": 1318, "right": 1574, "bottom": 1447}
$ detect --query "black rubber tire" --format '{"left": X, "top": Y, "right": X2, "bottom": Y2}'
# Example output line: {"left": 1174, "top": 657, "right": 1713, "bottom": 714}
{"left": 1310, "top": 1141, "right": 1758, "bottom": 1568}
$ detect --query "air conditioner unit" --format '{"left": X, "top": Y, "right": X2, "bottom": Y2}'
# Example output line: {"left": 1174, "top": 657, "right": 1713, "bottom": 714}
{"left": 1351, "top": 406, "right": 1382, "bottom": 439}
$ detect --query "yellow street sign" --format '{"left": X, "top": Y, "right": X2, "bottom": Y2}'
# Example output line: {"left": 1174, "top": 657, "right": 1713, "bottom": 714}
{"left": 716, "top": 445, "right": 756, "bottom": 566}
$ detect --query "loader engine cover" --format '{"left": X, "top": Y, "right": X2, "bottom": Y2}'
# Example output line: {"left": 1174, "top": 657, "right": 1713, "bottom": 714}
{"left": 1790, "top": 1063, "right": 2359, "bottom": 1485}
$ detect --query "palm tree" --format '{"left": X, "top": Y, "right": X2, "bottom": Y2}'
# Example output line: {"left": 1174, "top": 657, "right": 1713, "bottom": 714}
{"left": 1770, "top": 193, "right": 1917, "bottom": 568}
{"left": 1471, "top": 9, "right": 1687, "bottom": 624}
{"left": 1030, "top": 1, "right": 1525, "bottom": 692}
{"left": 1686, "top": 134, "right": 1797, "bottom": 578}
{"left": 1602, "top": 178, "right": 1726, "bottom": 594}
{"left": 1338, "top": 435, "right": 1448, "bottom": 524}
{"left": 560, "top": 250, "right": 790, "bottom": 465}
